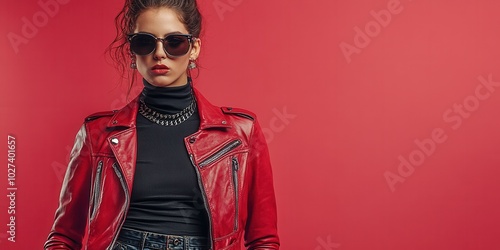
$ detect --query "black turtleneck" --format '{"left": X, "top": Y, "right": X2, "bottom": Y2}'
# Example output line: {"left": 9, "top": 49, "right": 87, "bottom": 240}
{"left": 122, "top": 78, "right": 209, "bottom": 237}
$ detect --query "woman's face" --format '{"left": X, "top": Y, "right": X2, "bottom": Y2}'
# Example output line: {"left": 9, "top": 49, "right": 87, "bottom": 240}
{"left": 133, "top": 7, "right": 201, "bottom": 87}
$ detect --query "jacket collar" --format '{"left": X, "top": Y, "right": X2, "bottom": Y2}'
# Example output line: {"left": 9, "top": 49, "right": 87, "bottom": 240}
{"left": 106, "top": 87, "right": 232, "bottom": 130}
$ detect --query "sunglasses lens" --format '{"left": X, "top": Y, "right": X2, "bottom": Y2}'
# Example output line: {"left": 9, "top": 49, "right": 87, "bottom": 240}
{"left": 164, "top": 35, "right": 191, "bottom": 56}
{"left": 130, "top": 34, "right": 156, "bottom": 55}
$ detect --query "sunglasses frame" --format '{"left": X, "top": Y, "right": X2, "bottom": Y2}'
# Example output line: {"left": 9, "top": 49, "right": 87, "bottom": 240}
{"left": 127, "top": 32, "right": 196, "bottom": 57}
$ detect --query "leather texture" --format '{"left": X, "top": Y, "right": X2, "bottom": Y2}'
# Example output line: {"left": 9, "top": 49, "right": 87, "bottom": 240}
{"left": 44, "top": 88, "right": 280, "bottom": 250}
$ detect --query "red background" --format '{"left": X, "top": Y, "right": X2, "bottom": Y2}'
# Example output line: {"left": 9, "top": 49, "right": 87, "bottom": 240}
{"left": 2, "top": 0, "right": 500, "bottom": 249}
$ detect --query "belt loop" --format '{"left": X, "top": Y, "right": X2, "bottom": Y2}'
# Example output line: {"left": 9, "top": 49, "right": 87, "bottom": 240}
{"left": 166, "top": 235, "right": 171, "bottom": 250}
{"left": 184, "top": 235, "right": 188, "bottom": 250}
{"left": 141, "top": 231, "right": 147, "bottom": 249}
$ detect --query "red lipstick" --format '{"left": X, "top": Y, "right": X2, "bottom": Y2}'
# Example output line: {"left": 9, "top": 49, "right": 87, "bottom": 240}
{"left": 151, "top": 64, "right": 170, "bottom": 75}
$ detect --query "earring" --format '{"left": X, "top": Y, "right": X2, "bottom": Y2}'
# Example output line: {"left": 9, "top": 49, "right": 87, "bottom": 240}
{"left": 188, "top": 59, "right": 197, "bottom": 70}
{"left": 130, "top": 53, "right": 137, "bottom": 69}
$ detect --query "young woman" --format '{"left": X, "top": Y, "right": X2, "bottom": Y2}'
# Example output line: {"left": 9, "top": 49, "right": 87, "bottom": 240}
{"left": 44, "top": 0, "right": 279, "bottom": 249}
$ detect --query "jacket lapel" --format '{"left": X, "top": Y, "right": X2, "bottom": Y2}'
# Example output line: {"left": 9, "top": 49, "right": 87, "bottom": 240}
{"left": 193, "top": 87, "right": 232, "bottom": 129}
{"left": 106, "top": 94, "right": 140, "bottom": 192}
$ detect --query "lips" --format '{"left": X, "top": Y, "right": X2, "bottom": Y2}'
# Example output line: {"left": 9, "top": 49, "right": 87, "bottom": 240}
{"left": 151, "top": 64, "right": 170, "bottom": 75}
{"left": 152, "top": 64, "right": 169, "bottom": 70}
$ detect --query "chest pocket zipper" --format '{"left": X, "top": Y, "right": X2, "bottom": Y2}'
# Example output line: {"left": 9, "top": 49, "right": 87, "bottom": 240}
{"left": 232, "top": 156, "right": 239, "bottom": 231}
{"left": 90, "top": 160, "right": 103, "bottom": 221}
{"left": 199, "top": 139, "right": 242, "bottom": 167}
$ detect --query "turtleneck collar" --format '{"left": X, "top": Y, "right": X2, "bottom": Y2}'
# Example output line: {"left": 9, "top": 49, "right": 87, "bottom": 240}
{"left": 140, "top": 78, "right": 194, "bottom": 115}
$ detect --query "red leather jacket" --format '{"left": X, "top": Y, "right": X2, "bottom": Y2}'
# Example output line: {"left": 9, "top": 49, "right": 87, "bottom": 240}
{"left": 44, "top": 88, "right": 279, "bottom": 250}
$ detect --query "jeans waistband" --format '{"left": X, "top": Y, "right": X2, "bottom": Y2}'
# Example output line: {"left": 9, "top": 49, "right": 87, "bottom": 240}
{"left": 115, "top": 227, "right": 209, "bottom": 250}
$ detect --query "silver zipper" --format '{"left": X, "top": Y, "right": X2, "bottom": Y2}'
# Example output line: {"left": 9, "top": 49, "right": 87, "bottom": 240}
{"left": 190, "top": 154, "right": 214, "bottom": 250}
{"left": 232, "top": 156, "right": 239, "bottom": 231}
{"left": 107, "top": 162, "right": 130, "bottom": 250}
{"left": 199, "top": 140, "right": 242, "bottom": 167}
{"left": 90, "top": 161, "right": 103, "bottom": 221}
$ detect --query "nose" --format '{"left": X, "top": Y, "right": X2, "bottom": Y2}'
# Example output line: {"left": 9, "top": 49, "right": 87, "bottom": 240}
{"left": 153, "top": 39, "right": 167, "bottom": 60}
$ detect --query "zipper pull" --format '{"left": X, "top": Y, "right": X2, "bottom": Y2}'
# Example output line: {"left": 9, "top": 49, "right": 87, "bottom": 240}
{"left": 232, "top": 157, "right": 239, "bottom": 171}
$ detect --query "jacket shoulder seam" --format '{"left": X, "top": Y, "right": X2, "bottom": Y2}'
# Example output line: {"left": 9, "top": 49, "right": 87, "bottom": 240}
{"left": 221, "top": 107, "right": 255, "bottom": 121}
{"left": 84, "top": 110, "right": 117, "bottom": 122}
{"left": 83, "top": 122, "right": 96, "bottom": 160}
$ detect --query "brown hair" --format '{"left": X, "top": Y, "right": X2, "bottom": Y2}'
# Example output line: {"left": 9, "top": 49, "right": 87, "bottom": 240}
{"left": 106, "top": 0, "right": 203, "bottom": 97}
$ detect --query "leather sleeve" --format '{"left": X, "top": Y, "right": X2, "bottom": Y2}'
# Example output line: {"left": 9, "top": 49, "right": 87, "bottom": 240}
{"left": 44, "top": 124, "right": 93, "bottom": 250}
{"left": 244, "top": 119, "right": 280, "bottom": 249}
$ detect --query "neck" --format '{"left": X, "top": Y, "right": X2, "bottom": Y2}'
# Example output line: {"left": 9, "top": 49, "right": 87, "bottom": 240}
{"left": 140, "top": 78, "right": 194, "bottom": 115}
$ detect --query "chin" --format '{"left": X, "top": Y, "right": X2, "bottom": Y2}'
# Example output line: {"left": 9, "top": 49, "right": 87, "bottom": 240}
{"left": 146, "top": 76, "right": 176, "bottom": 87}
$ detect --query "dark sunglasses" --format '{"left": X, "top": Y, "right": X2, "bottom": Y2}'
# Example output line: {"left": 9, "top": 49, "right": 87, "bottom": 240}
{"left": 127, "top": 33, "right": 195, "bottom": 57}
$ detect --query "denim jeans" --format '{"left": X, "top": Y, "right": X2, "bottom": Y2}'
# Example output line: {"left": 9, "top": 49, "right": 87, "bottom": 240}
{"left": 113, "top": 227, "right": 209, "bottom": 250}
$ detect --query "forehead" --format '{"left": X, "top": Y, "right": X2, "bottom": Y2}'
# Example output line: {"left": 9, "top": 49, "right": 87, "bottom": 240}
{"left": 134, "top": 7, "right": 188, "bottom": 35}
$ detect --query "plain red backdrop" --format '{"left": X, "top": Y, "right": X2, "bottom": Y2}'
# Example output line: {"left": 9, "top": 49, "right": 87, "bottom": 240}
{"left": 1, "top": 0, "right": 500, "bottom": 249}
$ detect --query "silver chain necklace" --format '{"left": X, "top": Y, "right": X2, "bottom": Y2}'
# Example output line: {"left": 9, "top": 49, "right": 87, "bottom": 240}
{"left": 138, "top": 96, "right": 196, "bottom": 126}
